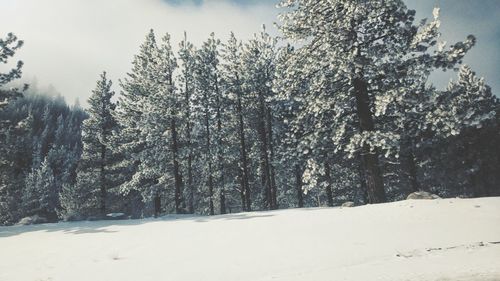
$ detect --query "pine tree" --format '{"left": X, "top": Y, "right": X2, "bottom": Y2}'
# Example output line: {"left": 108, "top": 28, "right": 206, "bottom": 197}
{"left": 221, "top": 32, "right": 252, "bottom": 211}
{"left": 277, "top": 0, "right": 475, "bottom": 203}
{"left": 117, "top": 29, "right": 163, "bottom": 216}
{"left": 117, "top": 30, "right": 183, "bottom": 216}
{"left": 426, "top": 66, "right": 499, "bottom": 197}
{"left": 148, "top": 33, "right": 183, "bottom": 214}
{"left": 23, "top": 157, "right": 58, "bottom": 221}
{"left": 0, "top": 32, "right": 25, "bottom": 224}
{"left": 193, "top": 33, "right": 222, "bottom": 215}
{"left": 428, "top": 65, "right": 498, "bottom": 138}
{"left": 241, "top": 26, "right": 278, "bottom": 210}
{"left": 63, "top": 72, "right": 118, "bottom": 218}
{"left": 178, "top": 32, "right": 197, "bottom": 214}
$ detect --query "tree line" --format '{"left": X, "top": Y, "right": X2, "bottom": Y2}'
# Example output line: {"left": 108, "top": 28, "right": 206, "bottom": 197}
{"left": 1, "top": 0, "right": 499, "bottom": 225}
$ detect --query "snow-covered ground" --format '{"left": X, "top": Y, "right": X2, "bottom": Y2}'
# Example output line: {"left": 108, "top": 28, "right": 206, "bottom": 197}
{"left": 1, "top": 197, "right": 499, "bottom": 281}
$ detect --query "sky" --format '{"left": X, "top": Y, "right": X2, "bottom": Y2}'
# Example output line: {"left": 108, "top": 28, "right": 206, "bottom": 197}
{"left": 0, "top": 0, "right": 498, "bottom": 106}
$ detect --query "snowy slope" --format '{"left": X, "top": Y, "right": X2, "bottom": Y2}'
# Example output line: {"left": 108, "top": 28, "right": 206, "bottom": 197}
{"left": 1, "top": 197, "right": 499, "bottom": 281}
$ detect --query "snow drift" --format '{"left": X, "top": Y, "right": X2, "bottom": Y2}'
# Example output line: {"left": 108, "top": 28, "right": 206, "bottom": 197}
{"left": 1, "top": 197, "right": 499, "bottom": 281}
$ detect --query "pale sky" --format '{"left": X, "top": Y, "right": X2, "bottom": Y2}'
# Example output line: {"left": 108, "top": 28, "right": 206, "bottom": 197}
{"left": 0, "top": 0, "right": 498, "bottom": 106}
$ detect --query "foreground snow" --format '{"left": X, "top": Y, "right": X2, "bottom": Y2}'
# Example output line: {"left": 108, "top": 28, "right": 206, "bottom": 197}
{"left": 1, "top": 197, "right": 499, "bottom": 281}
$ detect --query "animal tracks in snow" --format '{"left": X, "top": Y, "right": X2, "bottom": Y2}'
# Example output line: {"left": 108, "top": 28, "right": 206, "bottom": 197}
{"left": 396, "top": 241, "right": 500, "bottom": 258}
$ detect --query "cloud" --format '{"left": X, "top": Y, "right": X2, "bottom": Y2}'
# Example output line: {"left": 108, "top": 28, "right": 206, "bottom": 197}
{"left": 0, "top": 0, "right": 279, "bottom": 105}
{"left": 0, "top": 0, "right": 497, "bottom": 106}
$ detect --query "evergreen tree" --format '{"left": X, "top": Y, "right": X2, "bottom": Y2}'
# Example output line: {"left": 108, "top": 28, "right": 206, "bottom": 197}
{"left": 178, "top": 32, "right": 197, "bottom": 214}
{"left": 61, "top": 72, "right": 118, "bottom": 218}
{"left": 428, "top": 65, "right": 498, "bottom": 138}
{"left": 277, "top": 0, "right": 475, "bottom": 203}
{"left": 241, "top": 26, "right": 278, "bottom": 210}
{"left": 221, "top": 32, "right": 252, "bottom": 211}
{"left": 23, "top": 157, "right": 58, "bottom": 221}
{"left": 193, "top": 33, "right": 222, "bottom": 215}
{"left": 0, "top": 32, "right": 25, "bottom": 224}
{"left": 116, "top": 30, "right": 163, "bottom": 216}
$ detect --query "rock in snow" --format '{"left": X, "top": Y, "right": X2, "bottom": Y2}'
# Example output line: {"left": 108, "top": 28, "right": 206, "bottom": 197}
{"left": 16, "top": 215, "right": 47, "bottom": 225}
{"left": 407, "top": 191, "right": 442, "bottom": 200}
{"left": 106, "top": 213, "right": 127, "bottom": 219}
{"left": 341, "top": 201, "right": 355, "bottom": 207}
{"left": 1, "top": 197, "right": 499, "bottom": 281}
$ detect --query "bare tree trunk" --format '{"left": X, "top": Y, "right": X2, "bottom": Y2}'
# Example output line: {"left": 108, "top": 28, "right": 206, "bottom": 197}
{"left": 215, "top": 80, "right": 226, "bottom": 215}
{"left": 236, "top": 87, "right": 251, "bottom": 211}
{"left": 353, "top": 76, "right": 386, "bottom": 204}
{"left": 184, "top": 81, "right": 194, "bottom": 214}
{"left": 154, "top": 192, "right": 161, "bottom": 218}
{"left": 400, "top": 134, "right": 421, "bottom": 193}
{"left": 324, "top": 161, "right": 334, "bottom": 207}
{"left": 266, "top": 109, "right": 278, "bottom": 209}
{"left": 202, "top": 88, "right": 215, "bottom": 215}
{"left": 295, "top": 164, "right": 304, "bottom": 208}
{"left": 257, "top": 93, "right": 272, "bottom": 209}
{"left": 99, "top": 142, "right": 106, "bottom": 217}
{"left": 407, "top": 149, "right": 420, "bottom": 192}
{"left": 357, "top": 156, "right": 368, "bottom": 204}
{"left": 171, "top": 117, "right": 183, "bottom": 214}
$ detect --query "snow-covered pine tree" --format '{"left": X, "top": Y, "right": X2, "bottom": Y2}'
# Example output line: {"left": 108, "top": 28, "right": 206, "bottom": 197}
{"left": 426, "top": 66, "right": 499, "bottom": 197}
{"left": 23, "top": 157, "right": 58, "bottom": 221}
{"left": 192, "top": 33, "right": 223, "bottom": 215}
{"left": 61, "top": 72, "right": 118, "bottom": 219}
{"left": 428, "top": 65, "right": 498, "bottom": 138}
{"left": 118, "top": 30, "right": 184, "bottom": 216}
{"left": 0, "top": 33, "right": 24, "bottom": 107}
{"left": 273, "top": 44, "right": 309, "bottom": 207}
{"left": 0, "top": 32, "right": 26, "bottom": 224}
{"left": 116, "top": 29, "right": 164, "bottom": 217}
{"left": 241, "top": 26, "right": 278, "bottom": 210}
{"left": 178, "top": 32, "right": 197, "bottom": 214}
{"left": 277, "top": 0, "right": 476, "bottom": 203}
{"left": 369, "top": 7, "right": 479, "bottom": 196}
{"left": 144, "top": 33, "right": 184, "bottom": 214}
{"left": 274, "top": 43, "right": 353, "bottom": 207}
{"left": 220, "top": 32, "right": 252, "bottom": 211}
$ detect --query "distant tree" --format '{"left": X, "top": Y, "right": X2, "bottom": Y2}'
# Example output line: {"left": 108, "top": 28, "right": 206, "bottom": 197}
{"left": 23, "top": 157, "right": 58, "bottom": 221}
{"left": 60, "top": 72, "right": 118, "bottom": 219}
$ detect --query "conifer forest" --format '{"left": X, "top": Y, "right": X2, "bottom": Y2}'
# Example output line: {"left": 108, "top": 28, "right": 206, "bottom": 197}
{"left": 1, "top": 0, "right": 499, "bottom": 227}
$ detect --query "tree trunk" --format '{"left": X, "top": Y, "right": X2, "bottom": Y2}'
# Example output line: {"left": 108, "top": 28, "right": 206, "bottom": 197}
{"left": 324, "top": 161, "right": 334, "bottom": 207}
{"left": 266, "top": 109, "right": 278, "bottom": 209}
{"left": 236, "top": 88, "right": 251, "bottom": 211}
{"left": 353, "top": 76, "right": 386, "bottom": 204}
{"left": 204, "top": 98, "right": 215, "bottom": 216}
{"left": 171, "top": 117, "right": 183, "bottom": 214}
{"left": 99, "top": 142, "right": 106, "bottom": 217}
{"left": 215, "top": 80, "right": 226, "bottom": 215}
{"left": 295, "top": 164, "right": 304, "bottom": 208}
{"left": 184, "top": 82, "right": 194, "bottom": 214}
{"left": 400, "top": 134, "right": 421, "bottom": 193}
{"left": 154, "top": 192, "right": 161, "bottom": 218}
{"left": 357, "top": 156, "right": 369, "bottom": 204}
{"left": 406, "top": 149, "right": 420, "bottom": 193}
{"left": 257, "top": 94, "right": 272, "bottom": 210}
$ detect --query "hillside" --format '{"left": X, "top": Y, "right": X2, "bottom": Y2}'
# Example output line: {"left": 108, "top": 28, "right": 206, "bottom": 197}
{"left": 1, "top": 197, "right": 499, "bottom": 281}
